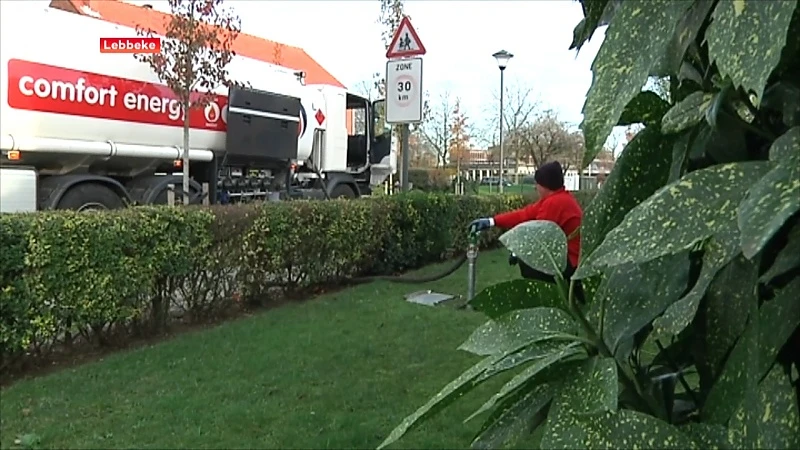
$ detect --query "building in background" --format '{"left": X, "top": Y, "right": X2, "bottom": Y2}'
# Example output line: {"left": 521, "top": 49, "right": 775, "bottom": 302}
{"left": 449, "top": 146, "right": 614, "bottom": 191}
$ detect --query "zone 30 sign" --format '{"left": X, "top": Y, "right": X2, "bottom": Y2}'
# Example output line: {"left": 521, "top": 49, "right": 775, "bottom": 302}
{"left": 385, "top": 57, "right": 423, "bottom": 124}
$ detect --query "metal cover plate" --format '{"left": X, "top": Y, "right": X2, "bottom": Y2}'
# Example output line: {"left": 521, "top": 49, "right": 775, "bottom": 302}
{"left": 405, "top": 290, "right": 455, "bottom": 306}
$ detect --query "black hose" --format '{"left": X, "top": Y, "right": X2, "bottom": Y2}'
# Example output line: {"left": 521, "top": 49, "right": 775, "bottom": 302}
{"left": 348, "top": 254, "right": 468, "bottom": 285}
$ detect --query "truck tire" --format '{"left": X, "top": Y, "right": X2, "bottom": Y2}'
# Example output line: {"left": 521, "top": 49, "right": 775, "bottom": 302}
{"left": 57, "top": 183, "right": 125, "bottom": 211}
{"left": 329, "top": 184, "right": 356, "bottom": 199}
{"left": 152, "top": 184, "right": 200, "bottom": 205}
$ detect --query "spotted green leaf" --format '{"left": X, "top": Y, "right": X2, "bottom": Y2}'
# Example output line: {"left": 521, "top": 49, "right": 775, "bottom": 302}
{"left": 574, "top": 162, "right": 771, "bottom": 280}
{"left": 470, "top": 381, "right": 555, "bottom": 450}
{"left": 618, "top": 91, "right": 671, "bottom": 126}
{"left": 468, "top": 373, "right": 554, "bottom": 424}
{"left": 651, "top": 0, "right": 716, "bottom": 77}
{"left": 653, "top": 237, "right": 740, "bottom": 340}
{"left": 377, "top": 354, "right": 503, "bottom": 450}
{"left": 570, "top": 0, "right": 612, "bottom": 52}
{"left": 474, "top": 344, "right": 585, "bottom": 419}
{"left": 738, "top": 127, "right": 800, "bottom": 258}
{"left": 701, "top": 253, "right": 758, "bottom": 378}
{"left": 704, "top": 278, "right": 800, "bottom": 427}
{"left": 759, "top": 221, "right": 800, "bottom": 283}
{"left": 661, "top": 91, "right": 715, "bottom": 134}
{"left": 728, "top": 363, "right": 800, "bottom": 449}
{"left": 681, "top": 423, "right": 736, "bottom": 449}
{"left": 669, "top": 130, "right": 692, "bottom": 183}
{"left": 772, "top": 4, "right": 800, "bottom": 80}
{"left": 478, "top": 340, "right": 568, "bottom": 382}
{"left": 706, "top": 0, "right": 797, "bottom": 104}
{"left": 697, "top": 114, "right": 749, "bottom": 164}
{"left": 581, "top": 126, "right": 675, "bottom": 261}
{"left": 762, "top": 81, "right": 800, "bottom": 128}
{"left": 580, "top": 0, "right": 691, "bottom": 166}
{"left": 467, "top": 279, "right": 564, "bottom": 319}
{"left": 703, "top": 288, "right": 759, "bottom": 425}
{"left": 756, "top": 278, "right": 800, "bottom": 377}
{"left": 541, "top": 409, "right": 699, "bottom": 449}
{"left": 550, "top": 356, "right": 619, "bottom": 415}
{"left": 499, "top": 221, "right": 567, "bottom": 277}
{"left": 471, "top": 358, "right": 584, "bottom": 448}
{"left": 589, "top": 252, "right": 690, "bottom": 354}
{"left": 458, "top": 307, "right": 578, "bottom": 356}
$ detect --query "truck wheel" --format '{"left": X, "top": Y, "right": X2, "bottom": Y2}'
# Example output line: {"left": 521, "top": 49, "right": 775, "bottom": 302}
{"left": 153, "top": 185, "right": 200, "bottom": 205}
{"left": 57, "top": 183, "right": 125, "bottom": 211}
{"left": 329, "top": 184, "right": 356, "bottom": 199}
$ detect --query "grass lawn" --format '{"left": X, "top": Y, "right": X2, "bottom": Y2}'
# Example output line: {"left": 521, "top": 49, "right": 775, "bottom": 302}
{"left": 0, "top": 248, "right": 525, "bottom": 450}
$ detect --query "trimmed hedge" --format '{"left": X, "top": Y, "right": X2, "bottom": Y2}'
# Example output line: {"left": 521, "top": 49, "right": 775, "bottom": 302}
{"left": 0, "top": 191, "right": 596, "bottom": 373}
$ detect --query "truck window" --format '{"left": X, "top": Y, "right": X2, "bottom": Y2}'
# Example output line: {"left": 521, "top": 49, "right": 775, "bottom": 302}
{"left": 349, "top": 104, "right": 367, "bottom": 137}
{"left": 372, "top": 99, "right": 389, "bottom": 138}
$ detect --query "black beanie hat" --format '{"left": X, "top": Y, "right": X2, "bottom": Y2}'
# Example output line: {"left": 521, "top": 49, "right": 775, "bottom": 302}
{"left": 534, "top": 161, "right": 564, "bottom": 190}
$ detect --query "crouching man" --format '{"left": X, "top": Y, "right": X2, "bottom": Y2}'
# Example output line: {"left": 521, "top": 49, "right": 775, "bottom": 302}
{"left": 469, "top": 161, "right": 585, "bottom": 300}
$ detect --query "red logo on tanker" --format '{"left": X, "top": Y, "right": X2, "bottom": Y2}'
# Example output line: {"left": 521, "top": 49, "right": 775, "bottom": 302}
{"left": 204, "top": 102, "right": 220, "bottom": 123}
{"left": 6, "top": 58, "right": 227, "bottom": 132}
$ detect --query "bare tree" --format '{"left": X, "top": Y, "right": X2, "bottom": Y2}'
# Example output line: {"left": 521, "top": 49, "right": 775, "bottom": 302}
{"left": 375, "top": 0, "right": 406, "bottom": 95}
{"left": 418, "top": 90, "right": 454, "bottom": 167}
{"left": 351, "top": 79, "right": 377, "bottom": 134}
{"left": 483, "top": 81, "right": 541, "bottom": 167}
{"left": 515, "top": 110, "right": 579, "bottom": 170}
{"left": 565, "top": 130, "right": 586, "bottom": 174}
{"left": 135, "top": 0, "right": 242, "bottom": 204}
{"left": 605, "top": 130, "right": 624, "bottom": 158}
{"left": 408, "top": 130, "right": 436, "bottom": 167}
{"left": 646, "top": 76, "right": 671, "bottom": 102}
{"left": 353, "top": 79, "right": 376, "bottom": 101}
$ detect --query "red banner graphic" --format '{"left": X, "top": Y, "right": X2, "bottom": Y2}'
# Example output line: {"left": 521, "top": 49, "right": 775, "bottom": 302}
{"left": 6, "top": 58, "right": 228, "bottom": 131}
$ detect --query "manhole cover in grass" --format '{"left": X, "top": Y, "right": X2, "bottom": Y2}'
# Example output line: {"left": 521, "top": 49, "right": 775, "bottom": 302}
{"left": 405, "top": 290, "right": 456, "bottom": 306}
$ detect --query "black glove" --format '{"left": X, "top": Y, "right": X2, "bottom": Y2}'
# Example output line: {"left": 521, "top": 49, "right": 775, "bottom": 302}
{"left": 508, "top": 253, "right": 518, "bottom": 266}
{"left": 469, "top": 218, "right": 494, "bottom": 233}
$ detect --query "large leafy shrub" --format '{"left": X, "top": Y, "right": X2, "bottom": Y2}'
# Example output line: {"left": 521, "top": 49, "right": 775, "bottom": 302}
{"left": 380, "top": 1, "right": 800, "bottom": 448}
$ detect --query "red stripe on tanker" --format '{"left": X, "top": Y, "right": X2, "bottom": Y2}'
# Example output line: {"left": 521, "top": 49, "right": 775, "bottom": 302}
{"left": 7, "top": 58, "right": 229, "bottom": 132}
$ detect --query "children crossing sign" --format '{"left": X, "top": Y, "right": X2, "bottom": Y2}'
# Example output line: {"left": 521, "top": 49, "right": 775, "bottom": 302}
{"left": 385, "top": 16, "right": 426, "bottom": 58}
{"left": 385, "top": 16, "right": 425, "bottom": 124}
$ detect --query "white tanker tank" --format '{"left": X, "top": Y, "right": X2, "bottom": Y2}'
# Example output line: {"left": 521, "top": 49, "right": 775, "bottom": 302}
{"left": 0, "top": 1, "right": 394, "bottom": 212}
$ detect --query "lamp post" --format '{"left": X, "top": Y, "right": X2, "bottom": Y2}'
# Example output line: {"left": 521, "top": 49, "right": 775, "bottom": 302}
{"left": 493, "top": 50, "right": 513, "bottom": 193}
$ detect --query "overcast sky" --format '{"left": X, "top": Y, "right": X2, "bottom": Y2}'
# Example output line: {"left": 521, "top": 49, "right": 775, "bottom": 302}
{"left": 118, "top": 0, "right": 616, "bottom": 146}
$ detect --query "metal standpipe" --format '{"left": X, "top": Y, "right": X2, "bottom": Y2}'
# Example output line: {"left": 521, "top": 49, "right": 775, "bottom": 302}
{"left": 466, "top": 232, "right": 480, "bottom": 301}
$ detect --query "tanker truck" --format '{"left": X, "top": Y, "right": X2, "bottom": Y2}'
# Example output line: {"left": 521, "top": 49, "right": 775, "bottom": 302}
{"left": 0, "top": 2, "right": 396, "bottom": 213}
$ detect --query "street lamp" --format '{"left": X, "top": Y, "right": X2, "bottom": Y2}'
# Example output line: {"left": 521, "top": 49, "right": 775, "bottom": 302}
{"left": 493, "top": 50, "right": 513, "bottom": 193}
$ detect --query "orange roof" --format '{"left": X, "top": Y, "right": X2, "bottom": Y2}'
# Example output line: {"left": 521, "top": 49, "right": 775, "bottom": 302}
{"left": 50, "top": 0, "right": 345, "bottom": 88}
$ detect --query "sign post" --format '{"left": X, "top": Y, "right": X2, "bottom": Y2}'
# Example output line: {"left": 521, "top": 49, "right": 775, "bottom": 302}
{"left": 385, "top": 16, "right": 426, "bottom": 192}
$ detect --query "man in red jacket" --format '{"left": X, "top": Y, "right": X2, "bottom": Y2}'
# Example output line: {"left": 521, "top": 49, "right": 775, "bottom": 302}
{"left": 470, "top": 161, "right": 584, "bottom": 296}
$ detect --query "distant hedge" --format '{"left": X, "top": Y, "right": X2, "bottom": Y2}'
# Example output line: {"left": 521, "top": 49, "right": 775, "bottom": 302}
{"left": 0, "top": 190, "right": 596, "bottom": 373}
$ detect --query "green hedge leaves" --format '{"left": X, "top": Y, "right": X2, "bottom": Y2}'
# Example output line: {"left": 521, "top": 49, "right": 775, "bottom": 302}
{"left": 0, "top": 191, "right": 596, "bottom": 372}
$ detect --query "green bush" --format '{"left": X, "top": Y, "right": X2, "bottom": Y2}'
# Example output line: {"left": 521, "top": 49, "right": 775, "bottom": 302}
{"left": 380, "top": 1, "right": 800, "bottom": 449}
{"left": 0, "top": 191, "right": 596, "bottom": 373}
{"left": 0, "top": 208, "right": 212, "bottom": 365}
{"left": 408, "top": 168, "right": 453, "bottom": 192}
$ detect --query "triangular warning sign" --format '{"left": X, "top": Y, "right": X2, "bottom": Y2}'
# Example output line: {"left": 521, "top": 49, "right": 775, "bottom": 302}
{"left": 386, "top": 16, "right": 427, "bottom": 58}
